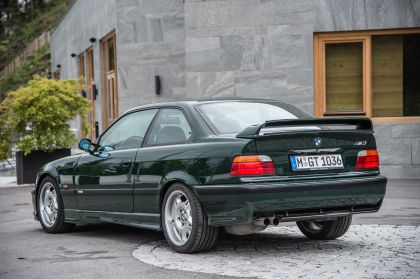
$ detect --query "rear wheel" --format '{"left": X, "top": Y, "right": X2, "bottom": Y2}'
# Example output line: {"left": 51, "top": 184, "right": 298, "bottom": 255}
{"left": 162, "top": 183, "right": 218, "bottom": 253}
{"left": 296, "top": 215, "right": 352, "bottom": 240}
{"left": 37, "top": 177, "right": 75, "bottom": 233}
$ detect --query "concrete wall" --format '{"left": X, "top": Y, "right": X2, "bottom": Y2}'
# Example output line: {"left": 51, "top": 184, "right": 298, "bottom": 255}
{"left": 51, "top": 0, "right": 420, "bottom": 178}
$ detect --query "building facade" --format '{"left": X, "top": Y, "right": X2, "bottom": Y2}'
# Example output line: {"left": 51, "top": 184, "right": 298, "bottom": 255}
{"left": 51, "top": 0, "right": 420, "bottom": 178}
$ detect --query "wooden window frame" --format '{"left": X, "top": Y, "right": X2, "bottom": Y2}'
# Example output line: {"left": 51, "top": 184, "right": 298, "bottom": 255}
{"left": 314, "top": 28, "right": 420, "bottom": 123}
{"left": 100, "top": 31, "right": 118, "bottom": 129}
{"left": 86, "top": 47, "right": 95, "bottom": 84}
{"left": 78, "top": 53, "right": 85, "bottom": 81}
{"left": 86, "top": 47, "right": 96, "bottom": 139}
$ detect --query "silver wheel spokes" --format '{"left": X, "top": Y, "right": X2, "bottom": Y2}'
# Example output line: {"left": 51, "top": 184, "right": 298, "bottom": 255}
{"left": 164, "top": 190, "right": 192, "bottom": 246}
{"left": 39, "top": 182, "right": 58, "bottom": 228}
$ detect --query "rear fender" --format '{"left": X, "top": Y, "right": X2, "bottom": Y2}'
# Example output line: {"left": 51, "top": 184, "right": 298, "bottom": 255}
{"left": 159, "top": 170, "right": 199, "bottom": 193}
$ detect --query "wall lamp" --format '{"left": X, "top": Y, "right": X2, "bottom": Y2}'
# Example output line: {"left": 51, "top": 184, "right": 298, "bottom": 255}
{"left": 70, "top": 53, "right": 76, "bottom": 58}
{"left": 155, "top": 76, "right": 161, "bottom": 95}
{"left": 56, "top": 64, "right": 61, "bottom": 68}
{"left": 89, "top": 37, "right": 97, "bottom": 43}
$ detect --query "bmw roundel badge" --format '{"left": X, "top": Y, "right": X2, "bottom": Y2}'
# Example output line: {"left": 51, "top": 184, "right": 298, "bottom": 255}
{"left": 313, "top": 137, "right": 322, "bottom": 148}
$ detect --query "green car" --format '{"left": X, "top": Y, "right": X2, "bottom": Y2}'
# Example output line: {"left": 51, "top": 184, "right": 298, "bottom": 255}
{"left": 32, "top": 99, "right": 387, "bottom": 253}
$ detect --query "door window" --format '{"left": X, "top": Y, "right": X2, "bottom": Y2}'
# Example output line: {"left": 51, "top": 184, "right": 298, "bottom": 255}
{"left": 99, "top": 109, "right": 158, "bottom": 150}
{"left": 146, "top": 109, "right": 192, "bottom": 146}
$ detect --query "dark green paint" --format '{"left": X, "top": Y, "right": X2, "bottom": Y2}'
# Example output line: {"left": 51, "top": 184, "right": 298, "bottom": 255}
{"left": 75, "top": 149, "right": 137, "bottom": 212}
{"left": 32, "top": 100, "right": 387, "bottom": 231}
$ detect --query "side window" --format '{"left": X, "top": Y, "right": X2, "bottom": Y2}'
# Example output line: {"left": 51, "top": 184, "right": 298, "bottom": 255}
{"left": 146, "top": 109, "right": 192, "bottom": 146}
{"left": 99, "top": 109, "right": 158, "bottom": 151}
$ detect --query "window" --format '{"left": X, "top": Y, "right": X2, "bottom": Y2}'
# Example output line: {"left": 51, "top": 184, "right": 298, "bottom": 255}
{"left": 197, "top": 102, "right": 300, "bottom": 135}
{"left": 372, "top": 34, "right": 420, "bottom": 117}
{"left": 78, "top": 48, "right": 97, "bottom": 139}
{"left": 314, "top": 29, "right": 420, "bottom": 122}
{"left": 325, "top": 42, "right": 364, "bottom": 112}
{"left": 100, "top": 109, "right": 158, "bottom": 151}
{"left": 85, "top": 47, "right": 96, "bottom": 139}
{"left": 53, "top": 69, "right": 60, "bottom": 80}
{"left": 78, "top": 53, "right": 85, "bottom": 81}
{"left": 146, "top": 109, "right": 192, "bottom": 146}
{"left": 101, "top": 31, "right": 118, "bottom": 128}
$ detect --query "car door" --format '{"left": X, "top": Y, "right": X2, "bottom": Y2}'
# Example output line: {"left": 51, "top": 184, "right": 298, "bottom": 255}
{"left": 133, "top": 108, "right": 193, "bottom": 219}
{"left": 75, "top": 109, "right": 158, "bottom": 212}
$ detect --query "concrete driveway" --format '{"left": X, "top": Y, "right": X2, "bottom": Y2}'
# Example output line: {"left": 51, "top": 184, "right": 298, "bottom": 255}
{"left": 0, "top": 179, "right": 419, "bottom": 279}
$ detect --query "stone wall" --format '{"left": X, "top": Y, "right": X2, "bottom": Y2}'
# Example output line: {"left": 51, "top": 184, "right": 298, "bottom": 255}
{"left": 183, "top": 0, "right": 315, "bottom": 114}
{"left": 115, "top": 0, "right": 186, "bottom": 113}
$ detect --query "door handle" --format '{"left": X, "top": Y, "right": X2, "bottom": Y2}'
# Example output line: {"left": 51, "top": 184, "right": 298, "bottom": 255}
{"left": 102, "top": 169, "right": 118, "bottom": 174}
{"left": 121, "top": 158, "right": 131, "bottom": 167}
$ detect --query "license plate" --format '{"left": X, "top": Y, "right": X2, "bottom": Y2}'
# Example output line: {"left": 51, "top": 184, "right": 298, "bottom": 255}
{"left": 290, "top": 154, "right": 344, "bottom": 171}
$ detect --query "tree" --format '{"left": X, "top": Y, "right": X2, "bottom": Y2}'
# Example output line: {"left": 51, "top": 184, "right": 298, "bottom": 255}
{"left": 0, "top": 75, "right": 90, "bottom": 155}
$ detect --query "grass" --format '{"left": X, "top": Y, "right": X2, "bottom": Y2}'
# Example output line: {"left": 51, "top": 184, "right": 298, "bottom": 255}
{"left": 0, "top": 1, "right": 70, "bottom": 69}
{"left": 0, "top": 43, "right": 50, "bottom": 97}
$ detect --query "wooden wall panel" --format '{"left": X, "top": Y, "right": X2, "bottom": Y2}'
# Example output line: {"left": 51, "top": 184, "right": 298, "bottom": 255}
{"left": 325, "top": 42, "right": 364, "bottom": 112}
{"left": 372, "top": 36, "right": 403, "bottom": 117}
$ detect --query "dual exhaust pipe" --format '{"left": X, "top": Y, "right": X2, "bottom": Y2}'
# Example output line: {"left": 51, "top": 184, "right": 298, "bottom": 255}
{"left": 254, "top": 217, "right": 280, "bottom": 227}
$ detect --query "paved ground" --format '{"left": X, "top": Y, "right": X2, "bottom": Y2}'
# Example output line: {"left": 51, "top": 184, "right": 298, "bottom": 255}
{"left": 0, "top": 179, "right": 419, "bottom": 279}
{"left": 134, "top": 225, "right": 420, "bottom": 279}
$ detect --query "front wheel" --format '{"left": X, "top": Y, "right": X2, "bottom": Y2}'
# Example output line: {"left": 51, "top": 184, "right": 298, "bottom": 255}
{"left": 37, "top": 177, "right": 75, "bottom": 233}
{"left": 162, "top": 183, "right": 218, "bottom": 253}
{"left": 296, "top": 215, "right": 352, "bottom": 240}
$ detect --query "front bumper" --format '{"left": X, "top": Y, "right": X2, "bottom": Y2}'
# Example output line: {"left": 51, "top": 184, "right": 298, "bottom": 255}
{"left": 192, "top": 175, "right": 387, "bottom": 226}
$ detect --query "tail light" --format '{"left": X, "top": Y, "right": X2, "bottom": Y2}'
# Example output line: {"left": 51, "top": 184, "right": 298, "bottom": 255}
{"left": 231, "top": 155, "right": 276, "bottom": 176}
{"left": 356, "top": 149, "right": 379, "bottom": 169}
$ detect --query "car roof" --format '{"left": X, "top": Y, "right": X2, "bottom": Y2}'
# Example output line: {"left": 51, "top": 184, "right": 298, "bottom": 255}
{"left": 125, "top": 98, "right": 288, "bottom": 113}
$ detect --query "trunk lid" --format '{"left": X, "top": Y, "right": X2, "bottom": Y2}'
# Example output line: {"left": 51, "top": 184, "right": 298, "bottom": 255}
{"left": 237, "top": 118, "right": 377, "bottom": 176}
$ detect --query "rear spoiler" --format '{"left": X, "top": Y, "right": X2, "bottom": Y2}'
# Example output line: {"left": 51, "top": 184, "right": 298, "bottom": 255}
{"left": 237, "top": 118, "right": 373, "bottom": 138}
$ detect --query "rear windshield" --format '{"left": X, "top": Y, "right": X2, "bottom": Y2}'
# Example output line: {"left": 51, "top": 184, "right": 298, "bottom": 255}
{"left": 196, "top": 102, "right": 302, "bottom": 134}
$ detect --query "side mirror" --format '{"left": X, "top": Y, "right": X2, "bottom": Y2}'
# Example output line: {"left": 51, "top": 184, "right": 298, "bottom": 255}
{"left": 98, "top": 145, "right": 114, "bottom": 152}
{"left": 79, "top": 138, "right": 92, "bottom": 151}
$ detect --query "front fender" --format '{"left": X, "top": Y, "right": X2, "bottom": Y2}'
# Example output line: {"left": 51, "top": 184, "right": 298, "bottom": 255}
{"left": 35, "top": 165, "right": 60, "bottom": 189}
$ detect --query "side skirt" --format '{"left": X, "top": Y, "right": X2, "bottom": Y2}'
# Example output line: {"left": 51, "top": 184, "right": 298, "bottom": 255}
{"left": 64, "top": 209, "right": 162, "bottom": 231}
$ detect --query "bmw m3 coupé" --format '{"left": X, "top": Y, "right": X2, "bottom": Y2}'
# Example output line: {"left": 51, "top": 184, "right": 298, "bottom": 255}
{"left": 32, "top": 99, "right": 387, "bottom": 253}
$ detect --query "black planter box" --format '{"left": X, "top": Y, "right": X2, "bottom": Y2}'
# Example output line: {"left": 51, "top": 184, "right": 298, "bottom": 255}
{"left": 15, "top": 149, "right": 71, "bottom": 184}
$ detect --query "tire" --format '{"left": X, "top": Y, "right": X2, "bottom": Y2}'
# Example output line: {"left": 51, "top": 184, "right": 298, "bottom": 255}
{"left": 161, "top": 183, "right": 218, "bottom": 253}
{"left": 296, "top": 215, "right": 352, "bottom": 240}
{"left": 37, "top": 176, "right": 75, "bottom": 233}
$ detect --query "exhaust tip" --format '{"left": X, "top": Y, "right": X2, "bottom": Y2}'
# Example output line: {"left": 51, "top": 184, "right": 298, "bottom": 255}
{"left": 272, "top": 217, "right": 280, "bottom": 226}
{"left": 263, "top": 218, "right": 270, "bottom": 226}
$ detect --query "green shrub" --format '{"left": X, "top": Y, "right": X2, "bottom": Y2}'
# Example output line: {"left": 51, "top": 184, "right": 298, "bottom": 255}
{"left": 0, "top": 98, "right": 12, "bottom": 160}
{"left": 0, "top": 75, "right": 90, "bottom": 155}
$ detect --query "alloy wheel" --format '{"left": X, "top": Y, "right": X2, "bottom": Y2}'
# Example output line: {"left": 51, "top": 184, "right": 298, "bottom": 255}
{"left": 164, "top": 190, "right": 193, "bottom": 246}
{"left": 39, "top": 182, "right": 58, "bottom": 228}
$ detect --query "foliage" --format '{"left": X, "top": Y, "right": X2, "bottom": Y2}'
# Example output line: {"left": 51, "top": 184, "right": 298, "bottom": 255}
{"left": 0, "top": 43, "right": 50, "bottom": 97}
{"left": 0, "top": 97, "right": 12, "bottom": 160}
{"left": 0, "top": 75, "right": 90, "bottom": 155}
{"left": 0, "top": 0, "right": 73, "bottom": 69}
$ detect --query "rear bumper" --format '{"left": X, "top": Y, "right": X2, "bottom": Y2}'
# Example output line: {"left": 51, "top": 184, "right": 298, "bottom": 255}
{"left": 192, "top": 175, "right": 387, "bottom": 226}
